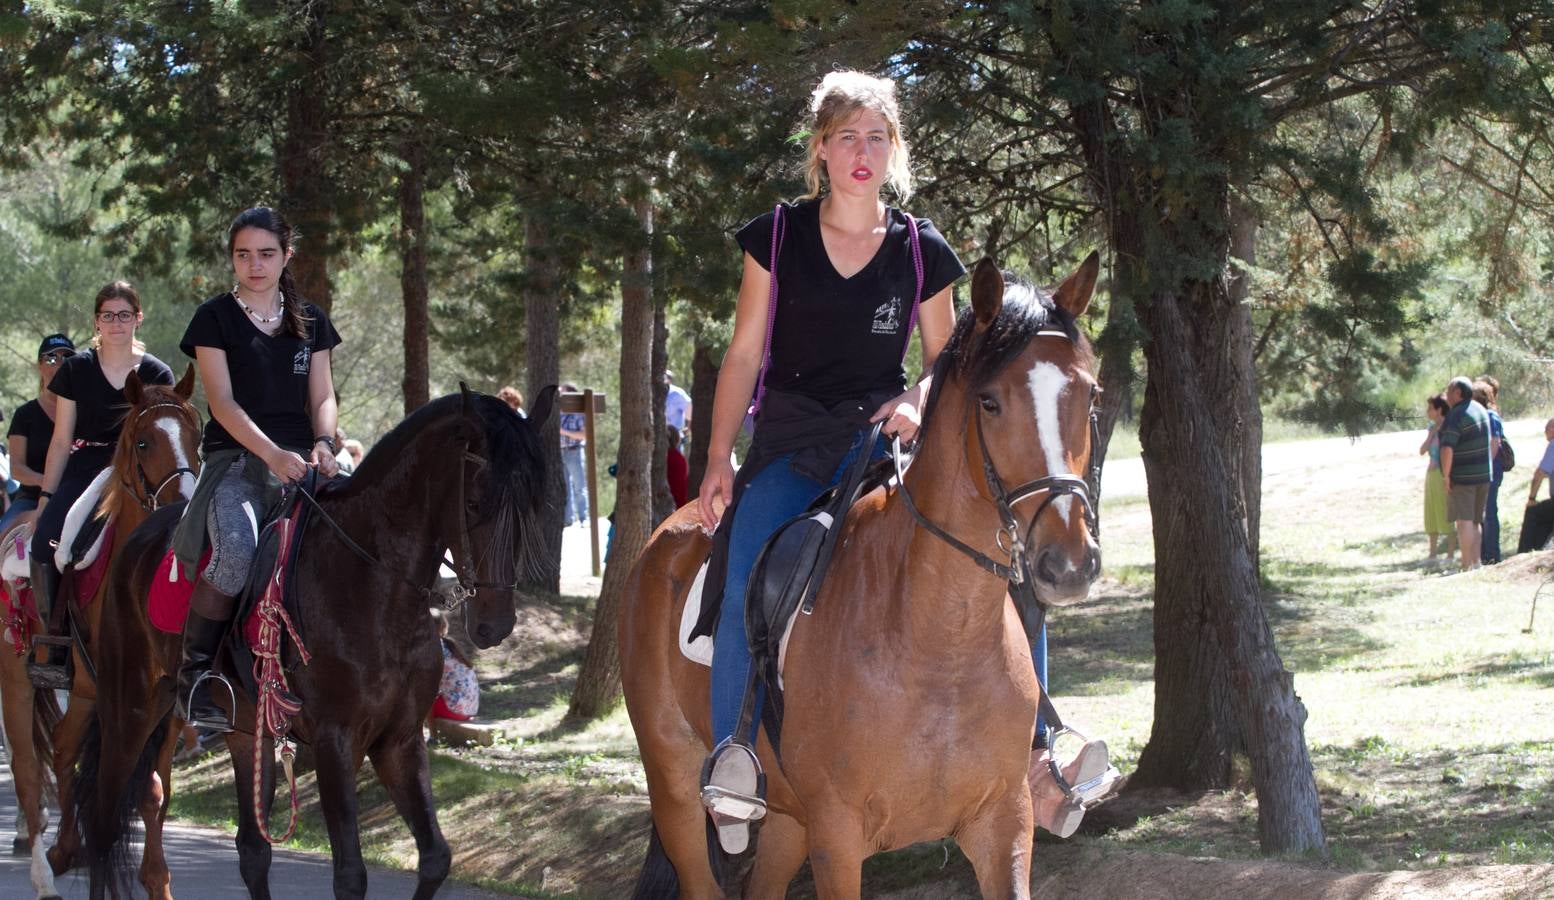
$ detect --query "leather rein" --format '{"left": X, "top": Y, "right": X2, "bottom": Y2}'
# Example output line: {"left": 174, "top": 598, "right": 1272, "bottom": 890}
{"left": 293, "top": 446, "right": 517, "bottom": 612}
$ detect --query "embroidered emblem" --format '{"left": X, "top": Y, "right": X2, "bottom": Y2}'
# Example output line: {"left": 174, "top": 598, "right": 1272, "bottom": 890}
{"left": 292, "top": 347, "right": 311, "bottom": 375}
{"left": 872, "top": 297, "right": 901, "bottom": 335}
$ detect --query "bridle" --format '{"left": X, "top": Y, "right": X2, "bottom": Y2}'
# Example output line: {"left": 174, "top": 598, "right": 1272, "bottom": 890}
{"left": 125, "top": 401, "right": 200, "bottom": 512}
{"left": 894, "top": 329, "right": 1101, "bottom": 588}
{"left": 296, "top": 440, "right": 518, "bottom": 613}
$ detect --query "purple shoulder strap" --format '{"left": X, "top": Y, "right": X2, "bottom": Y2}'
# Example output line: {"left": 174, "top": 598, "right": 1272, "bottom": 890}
{"left": 749, "top": 206, "right": 924, "bottom": 417}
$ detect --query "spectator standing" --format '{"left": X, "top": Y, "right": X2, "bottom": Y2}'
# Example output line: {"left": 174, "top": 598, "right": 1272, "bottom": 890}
{"left": 1438, "top": 375, "right": 1494, "bottom": 570}
{"left": 667, "top": 425, "right": 689, "bottom": 507}
{"left": 1419, "top": 394, "right": 1454, "bottom": 563}
{"left": 497, "top": 384, "right": 526, "bottom": 417}
{"left": 1517, "top": 417, "right": 1554, "bottom": 554}
{"left": 0, "top": 334, "right": 75, "bottom": 537}
{"left": 559, "top": 381, "right": 589, "bottom": 527}
{"left": 1474, "top": 380, "right": 1505, "bottom": 563}
{"left": 664, "top": 370, "right": 691, "bottom": 445}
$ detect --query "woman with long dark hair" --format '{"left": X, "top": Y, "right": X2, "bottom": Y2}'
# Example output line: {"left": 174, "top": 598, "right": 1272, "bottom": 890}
{"left": 172, "top": 207, "right": 341, "bottom": 731}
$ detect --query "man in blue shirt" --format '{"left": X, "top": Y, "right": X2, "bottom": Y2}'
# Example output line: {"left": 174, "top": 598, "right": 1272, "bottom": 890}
{"left": 1439, "top": 376, "right": 1495, "bottom": 570}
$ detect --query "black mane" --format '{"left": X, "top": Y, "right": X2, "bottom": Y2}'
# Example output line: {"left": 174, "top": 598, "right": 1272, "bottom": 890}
{"left": 921, "top": 274, "right": 1089, "bottom": 432}
{"left": 345, "top": 392, "right": 547, "bottom": 518}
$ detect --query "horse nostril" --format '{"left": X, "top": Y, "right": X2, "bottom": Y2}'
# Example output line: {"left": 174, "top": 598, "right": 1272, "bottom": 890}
{"left": 1035, "top": 549, "right": 1062, "bottom": 585}
{"left": 474, "top": 624, "right": 492, "bottom": 645}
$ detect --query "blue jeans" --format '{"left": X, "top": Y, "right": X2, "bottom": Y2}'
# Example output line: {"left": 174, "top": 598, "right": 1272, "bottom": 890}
{"left": 561, "top": 447, "right": 588, "bottom": 526}
{"left": 1484, "top": 478, "right": 1503, "bottom": 562}
{"left": 0, "top": 494, "right": 37, "bottom": 541}
{"left": 711, "top": 432, "right": 884, "bottom": 745}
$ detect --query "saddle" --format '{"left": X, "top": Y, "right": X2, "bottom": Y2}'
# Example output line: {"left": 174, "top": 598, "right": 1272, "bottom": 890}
{"left": 739, "top": 423, "right": 890, "bottom": 753}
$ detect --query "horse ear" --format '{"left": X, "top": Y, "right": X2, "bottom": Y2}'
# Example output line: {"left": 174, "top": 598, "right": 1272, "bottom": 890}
{"left": 1052, "top": 251, "right": 1101, "bottom": 319}
{"left": 123, "top": 369, "right": 144, "bottom": 406}
{"left": 970, "top": 258, "right": 1004, "bottom": 327}
{"left": 459, "top": 381, "right": 473, "bottom": 417}
{"left": 174, "top": 363, "right": 196, "bottom": 400}
{"left": 527, "top": 384, "right": 559, "bottom": 426}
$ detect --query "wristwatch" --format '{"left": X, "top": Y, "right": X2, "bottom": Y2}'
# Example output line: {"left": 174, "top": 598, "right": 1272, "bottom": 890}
{"left": 315, "top": 435, "right": 337, "bottom": 453}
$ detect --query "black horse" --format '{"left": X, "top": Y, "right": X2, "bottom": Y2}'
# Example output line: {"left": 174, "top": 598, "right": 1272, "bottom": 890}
{"left": 74, "top": 386, "right": 556, "bottom": 899}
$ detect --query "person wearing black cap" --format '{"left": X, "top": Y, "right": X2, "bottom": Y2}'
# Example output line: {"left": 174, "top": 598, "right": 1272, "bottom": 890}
{"left": 0, "top": 335, "right": 75, "bottom": 538}
{"left": 32, "top": 283, "right": 174, "bottom": 625}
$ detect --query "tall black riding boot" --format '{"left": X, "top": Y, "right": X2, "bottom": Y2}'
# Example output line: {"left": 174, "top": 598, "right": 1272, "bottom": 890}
{"left": 176, "top": 579, "right": 237, "bottom": 732}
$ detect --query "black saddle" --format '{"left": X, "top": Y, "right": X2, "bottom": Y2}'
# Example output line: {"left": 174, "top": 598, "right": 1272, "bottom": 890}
{"left": 741, "top": 423, "right": 891, "bottom": 752}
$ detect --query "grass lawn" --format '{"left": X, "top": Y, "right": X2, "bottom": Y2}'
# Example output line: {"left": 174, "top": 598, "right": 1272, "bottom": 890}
{"left": 168, "top": 420, "right": 1554, "bottom": 897}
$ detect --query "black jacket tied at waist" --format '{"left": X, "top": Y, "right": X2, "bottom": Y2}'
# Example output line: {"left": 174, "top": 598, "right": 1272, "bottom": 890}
{"left": 690, "top": 386, "right": 897, "bottom": 642}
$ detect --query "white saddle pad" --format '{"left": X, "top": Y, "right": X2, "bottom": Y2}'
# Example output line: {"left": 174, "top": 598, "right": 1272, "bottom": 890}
{"left": 679, "top": 560, "right": 801, "bottom": 689}
{"left": 1, "top": 520, "right": 33, "bottom": 583}
{"left": 54, "top": 467, "right": 114, "bottom": 574}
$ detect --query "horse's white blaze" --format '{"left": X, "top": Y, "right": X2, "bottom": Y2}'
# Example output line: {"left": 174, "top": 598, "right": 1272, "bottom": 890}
{"left": 1027, "top": 360, "right": 1074, "bottom": 526}
{"left": 154, "top": 418, "right": 198, "bottom": 500}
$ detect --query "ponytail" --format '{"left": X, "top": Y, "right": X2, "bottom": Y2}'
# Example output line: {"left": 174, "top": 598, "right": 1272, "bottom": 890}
{"left": 278, "top": 267, "right": 312, "bottom": 340}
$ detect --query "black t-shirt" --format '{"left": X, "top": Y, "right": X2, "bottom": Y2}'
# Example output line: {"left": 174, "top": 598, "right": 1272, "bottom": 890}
{"left": 180, "top": 293, "right": 342, "bottom": 454}
{"left": 7, "top": 399, "right": 56, "bottom": 500}
{"left": 735, "top": 199, "right": 965, "bottom": 404}
{"left": 47, "top": 350, "right": 176, "bottom": 445}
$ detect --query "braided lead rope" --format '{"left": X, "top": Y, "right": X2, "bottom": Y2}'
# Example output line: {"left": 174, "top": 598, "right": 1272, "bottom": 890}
{"left": 904, "top": 213, "right": 923, "bottom": 343}
{"left": 250, "top": 513, "right": 312, "bottom": 845}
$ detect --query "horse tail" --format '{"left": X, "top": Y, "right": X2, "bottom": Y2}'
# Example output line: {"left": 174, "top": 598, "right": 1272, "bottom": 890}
{"left": 30, "top": 679, "right": 61, "bottom": 806}
{"left": 630, "top": 822, "right": 682, "bottom": 899}
{"left": 74, "top": 710, "right": 171, "bottom": 899}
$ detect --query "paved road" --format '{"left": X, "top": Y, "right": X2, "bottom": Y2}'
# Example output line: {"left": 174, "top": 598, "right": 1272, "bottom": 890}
{"left": 0, "top": 746, "right": 508, "bottom": 898}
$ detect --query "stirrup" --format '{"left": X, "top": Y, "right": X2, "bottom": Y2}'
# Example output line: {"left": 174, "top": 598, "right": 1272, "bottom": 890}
{"left": 184, "top": 671, "right": 237, "bottom": 733}
{"left": 25, "top": 635, "right": 73, "bottom": 691}
{"left": 699, "top": 739, "right": 766, "bottom": 854}
{"left": 1046, "top": 728, "right": 1121, "bottom": 807}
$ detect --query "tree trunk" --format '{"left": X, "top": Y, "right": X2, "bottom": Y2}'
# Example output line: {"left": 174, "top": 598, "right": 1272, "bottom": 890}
{"left": 1228, "top": 200, "right": 1262, "bottom": 571}
{"left": 1126, "top": 217, "right": 1324, "bottom": 853}
{"left": 688, "top": 338, "right": 719, "bottom": 494}
{"left": 650, "top": 296, "right": 673, "bottom": 524}
{"left": 568, "top": 195, "right": 654, "bottom": 720}
{"left": 398, "top": 139, "right": 430, "bottom": 415}
{"left": 278, "top": 2, "right": 333, "bottom": 312}
{"left": 524, "top": 213, "right": 563, "bottom": 594}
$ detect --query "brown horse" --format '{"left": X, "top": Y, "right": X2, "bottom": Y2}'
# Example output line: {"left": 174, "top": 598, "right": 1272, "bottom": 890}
{"left": 76, "top": 386, "right": 555, "bottom": 899}
{"left": 1, "top": 511, "right": 64, "bottom": 900}
{"left": 620, "top": 256, "right": 1102, "bottom": 899}
{"left": 37, "top": 366, "right": 202, "bottom": 897}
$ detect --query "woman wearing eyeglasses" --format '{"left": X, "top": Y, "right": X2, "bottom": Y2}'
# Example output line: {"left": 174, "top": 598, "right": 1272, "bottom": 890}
{"left": 31, "top": 281, "right": 175, "bottom": 619}
{"left": 0, "top": 334, "right": 77, "bottom": 539}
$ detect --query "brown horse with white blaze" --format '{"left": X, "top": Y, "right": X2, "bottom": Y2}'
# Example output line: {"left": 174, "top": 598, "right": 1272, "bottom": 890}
{"left": 620, "top": 254, "right": 1103, "bottom": 899}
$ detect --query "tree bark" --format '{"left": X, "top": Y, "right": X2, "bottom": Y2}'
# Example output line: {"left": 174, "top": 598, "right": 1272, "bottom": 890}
{"left": 688, "top": 338, "right": 719, "bottom": 494}
{"left": 1228, "top": 200, "right": 1262, "bottom": 571}
{"left": 398, "top": 139, "right": 430, "bottom": 415}
{"left": 278, "top": 2, "right": 333, "bottom": 312}
{"left": 568, "top": 194, "right": 655, "bottom": 720}
{"left": 524, "top": 212, "right": 563, "bottom": 594}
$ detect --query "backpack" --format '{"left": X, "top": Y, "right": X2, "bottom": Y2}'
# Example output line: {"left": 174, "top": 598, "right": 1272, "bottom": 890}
{"left": 1497, "top": 435, "right": 1515, "bottom": 472}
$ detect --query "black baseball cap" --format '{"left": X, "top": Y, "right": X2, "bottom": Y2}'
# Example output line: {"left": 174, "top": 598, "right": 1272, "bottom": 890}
{"left": 38, "top": 333, "right": 75, "bottom": 358}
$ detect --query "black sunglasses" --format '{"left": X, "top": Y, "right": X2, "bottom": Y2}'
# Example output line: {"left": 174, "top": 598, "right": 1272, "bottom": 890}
{"left": 40, "top": 351, "right": 75, "bottom": 366}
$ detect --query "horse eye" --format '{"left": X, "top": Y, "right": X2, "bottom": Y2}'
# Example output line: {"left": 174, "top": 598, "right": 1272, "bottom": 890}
{"left": 136, "top": 440, "right": 148, "bottom": 450}
{"left": 978, "top": 394, "right": 1000, "bottom": 414}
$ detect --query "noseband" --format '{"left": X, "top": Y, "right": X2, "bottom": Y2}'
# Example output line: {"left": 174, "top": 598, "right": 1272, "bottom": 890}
{"left": 895, "top": 329, "right": 1101, "bottom": 588}
{"left": 126, "top": 402, "right": 200, "bottom": 512}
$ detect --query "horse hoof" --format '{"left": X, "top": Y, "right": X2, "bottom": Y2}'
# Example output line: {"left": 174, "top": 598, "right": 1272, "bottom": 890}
{"left": 11, "top": 836, "right": 28, "bottom": 855}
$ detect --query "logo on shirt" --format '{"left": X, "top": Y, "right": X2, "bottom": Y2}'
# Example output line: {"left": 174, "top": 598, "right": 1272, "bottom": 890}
{"left": 293, "top": 347, "right": 311, "bottom": 375}
{"left": 872, "top": 297, "right": 901, "bottom": 335}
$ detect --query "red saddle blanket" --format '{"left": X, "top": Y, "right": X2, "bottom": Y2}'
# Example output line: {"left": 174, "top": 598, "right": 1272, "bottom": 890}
{"left": 70, "top": 521, "right": 115, "bottom": 610}
{"left": 148, "top": 548, "right": 213, "bottom": 634}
